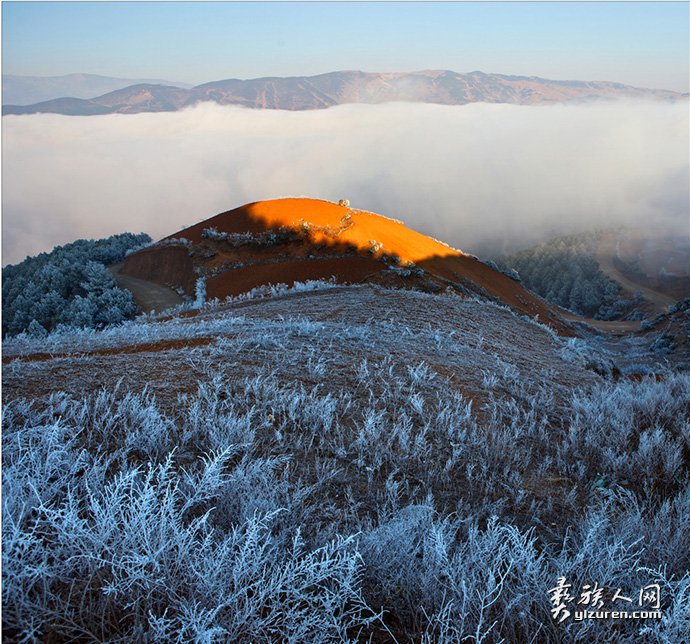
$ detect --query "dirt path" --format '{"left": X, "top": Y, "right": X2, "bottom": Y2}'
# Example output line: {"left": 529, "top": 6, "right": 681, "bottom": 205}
{"left": 109, "top": 264, "right": 183, "bottom": 314}
{"left": 596, "top": 235, "right": 675, "bottom": 312}
{"left": 559, "top": 310, "right": 641, "bottom": 334}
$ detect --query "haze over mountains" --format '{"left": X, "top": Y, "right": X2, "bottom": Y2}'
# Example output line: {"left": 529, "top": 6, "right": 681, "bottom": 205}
{"left": 2, "top": 73, "right": 191, "bottom": 106}
{"left": 3, "top": 69, "right": 684, "bottom": 115}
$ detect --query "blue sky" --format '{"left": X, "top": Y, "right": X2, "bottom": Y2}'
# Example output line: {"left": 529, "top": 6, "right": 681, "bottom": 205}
{"left": 2, "top": 2, "right": 689, "bottom": 91}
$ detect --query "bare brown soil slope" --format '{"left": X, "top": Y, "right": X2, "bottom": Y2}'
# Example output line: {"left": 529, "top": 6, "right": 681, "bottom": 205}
{"left": 120, "top": 244, "right": 196, "bottom": 294}
{"left": 123, "top": 197, "right": 568, "bottom": 332}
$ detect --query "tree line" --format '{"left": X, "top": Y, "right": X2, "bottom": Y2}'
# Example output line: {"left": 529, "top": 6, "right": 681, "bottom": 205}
{"left": 495, "top": 233, "right": 640, "bottom": 320}
{"left": 2, "top": 232, "right": 151, "bottom": 337}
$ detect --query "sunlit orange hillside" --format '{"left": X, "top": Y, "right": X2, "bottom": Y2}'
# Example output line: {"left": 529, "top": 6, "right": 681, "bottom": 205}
{"left": 122, "top": 197, "right": 567, "bottom": 330}
{"left": 176, "top": 198, "right": 459, "bottom": 263}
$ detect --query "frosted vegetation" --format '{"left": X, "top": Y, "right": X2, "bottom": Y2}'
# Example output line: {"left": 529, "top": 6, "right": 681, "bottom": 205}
{"left": 3, "top": 286, "right": 689, "bottom": 641}
{"left": 202, "top": 226, "right": 303, "bottom": 247}
{"left": 2, "top": 233, "right": 151, "bottom": 338}
{"left": 496, "top": 233, "right": 638, "bottom": 320}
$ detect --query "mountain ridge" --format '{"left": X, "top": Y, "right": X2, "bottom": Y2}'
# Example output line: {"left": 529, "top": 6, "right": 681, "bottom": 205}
{"left": 2, "top": 73, "right": 191, "bottom": 105}
{"left": 3, "top": 69, "right": 683, "bottom": 115}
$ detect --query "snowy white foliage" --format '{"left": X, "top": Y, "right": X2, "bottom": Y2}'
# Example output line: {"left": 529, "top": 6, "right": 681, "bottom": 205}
{"left": 3, "top": 279, "right": 350, "bottom": 360}
{"left": 3, "top": 322, "right": 689, "bottom": 642}
{"left": 3, "top": 283, "right": 689, "bottom": 639}
{"left": 194, "top": 277, "right": 206, "bottom": 309}
{"left": 201, "top": 227, "right": 300, "bottom": 247}
{"left": 124, "top": 239, "right": 155, "bottom": 256}
{"left": 227, "top": 277, "right": 340, "bottom": 303}
{"left": 559, "top": 336, "right": 618, "bottom": 376}
{"left": 155, "top": 237, "right": 192, "bottom": 247}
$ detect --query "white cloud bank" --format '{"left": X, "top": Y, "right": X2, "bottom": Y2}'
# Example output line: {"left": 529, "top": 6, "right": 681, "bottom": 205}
{"left": 2, "top": 100, "right": 688, "bottom": 265}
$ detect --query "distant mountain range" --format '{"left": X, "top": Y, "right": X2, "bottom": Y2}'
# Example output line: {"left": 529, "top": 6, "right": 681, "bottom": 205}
{"left": 3, "top": 70, "right": 684, "bottom": 116}
{"left": 2, "top": 73, "right": 192, "bottom": 106}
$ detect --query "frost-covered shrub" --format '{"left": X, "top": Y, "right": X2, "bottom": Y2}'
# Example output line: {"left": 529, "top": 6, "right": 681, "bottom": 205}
{"left": 387, "top": 264, "right": 426, "bottom": 279}
{"left": 559, "top": 336, "right": 617, "bottom": 376}
{"left": 361, "top": 508, "right": 556, "bottom": 642}
{"left": 222, "top": 278, "right": 339, "bottom": 304}
{"left": 557, "top": 373, "right": 690, "bottom": 501}
{"left": 26, "top": 319, "right": 47, "bottom": 338}
{"left": 125, "top": 239, "right": 155, "bottom": 256}
{"left": 504, "top": 267, "right": 521, "bottom": 281}
{"left": 669, "top": 298, "right": 690, "bottom": 315}
{"left": 482, "top": 257, "right": 521, "bottom": 281}
{"left": 368, "top": 239, "right": 383, "bottom": 255}
{"left": 202, "top": 226, "right": 300, "bottom": 247}
{"left": 650, "top": 334, "right": 676, "bottom": 354}
{"left": 194, "top": 276, "right": 206, "bottom": 308}
{"left": 156, "top": 236, "right": 192, "bottom": 247}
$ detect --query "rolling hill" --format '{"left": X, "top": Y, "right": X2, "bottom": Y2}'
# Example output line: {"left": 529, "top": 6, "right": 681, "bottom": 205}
{"left": 120, "top": 197, "right": 568, "bottom": 331}
{"left": 3, "top": 69, "right": 684, "bottom": 115}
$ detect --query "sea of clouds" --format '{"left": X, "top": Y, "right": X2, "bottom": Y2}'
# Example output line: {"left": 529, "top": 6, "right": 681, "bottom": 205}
{"left": 2, "top": 100, "right": 688, "bottom": 264}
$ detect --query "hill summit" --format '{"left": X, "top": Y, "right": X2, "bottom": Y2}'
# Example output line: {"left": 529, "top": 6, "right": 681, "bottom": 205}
{"left": 121, "top": 197, "right": 565, "bottom": 328}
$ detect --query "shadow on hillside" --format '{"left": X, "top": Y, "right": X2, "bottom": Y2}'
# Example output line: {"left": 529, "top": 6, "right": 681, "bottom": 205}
{"left": 122, "top": 202, "right": 572, "bottom": 334}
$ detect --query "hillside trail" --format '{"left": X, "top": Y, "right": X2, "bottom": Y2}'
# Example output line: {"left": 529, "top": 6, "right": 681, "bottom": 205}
{"left": 558, "top": 310, "right": 640, "bottom": 334}
{"left": 595, "top": 235, "right": 675, "bottom": 312}
{"left": 109, "top": 264, "right": 183, "bottom": 314}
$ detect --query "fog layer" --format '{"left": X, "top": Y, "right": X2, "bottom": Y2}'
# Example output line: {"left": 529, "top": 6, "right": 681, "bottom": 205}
{"left": 3, "top": 100, "right": 688, "bottom": 265}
